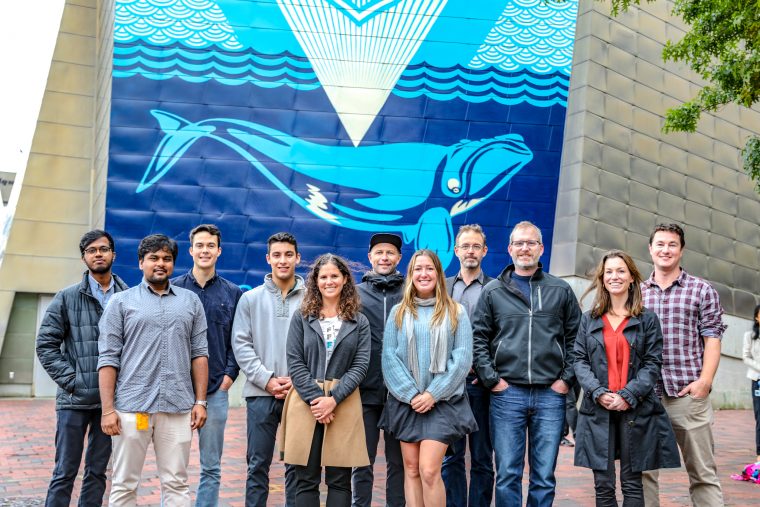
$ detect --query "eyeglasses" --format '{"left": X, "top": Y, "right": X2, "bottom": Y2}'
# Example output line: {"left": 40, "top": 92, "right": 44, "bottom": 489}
{"left": 457, "top": 243, "right": 483, "bottom": 251}
{"left": 510, "top": 240, "right": 541, "bottom": 248}
{"left": 84, "top": 246, "right": 112, "bottom": 255}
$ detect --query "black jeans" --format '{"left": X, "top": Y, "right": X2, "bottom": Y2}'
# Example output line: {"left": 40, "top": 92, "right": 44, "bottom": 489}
{"left": 295, "top": 424, "right": 351, "bottom": 507}
{"left": 592, "top": 412, "right": 643, "bottom": 507}
{"left": 245, "top": 396, "right": 296, "bottom": 507}
{"left": 351, "top": 403, "right": 405, "bottom": 507}
{"left": 563, "top": 383, "right": 581, "bottom": 438}
{"left": 45, "top": 408, "right": 111, "bottom": 507}
{"left": 752, "top": 380, "right": 760, "bottom": 455}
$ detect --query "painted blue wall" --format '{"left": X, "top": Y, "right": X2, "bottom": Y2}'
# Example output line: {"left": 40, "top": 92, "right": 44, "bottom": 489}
{"left": 107, "top": 0, "right": 579, "bottom": 287}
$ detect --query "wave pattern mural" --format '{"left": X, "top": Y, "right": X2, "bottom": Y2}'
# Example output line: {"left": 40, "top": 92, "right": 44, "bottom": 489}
{"left": 106, "top": 0, "right": 579, "bottom": 286}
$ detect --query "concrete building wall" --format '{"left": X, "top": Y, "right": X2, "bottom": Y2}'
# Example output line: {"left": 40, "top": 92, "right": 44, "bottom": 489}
{"left": 553, "top": 0, "right": 760, "bottom": 407}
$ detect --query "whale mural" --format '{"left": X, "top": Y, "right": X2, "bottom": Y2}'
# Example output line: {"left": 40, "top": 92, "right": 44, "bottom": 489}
{"left": 138, "top": 110, "right": 534, "bottom": 267}
{"left": 106, "top": 0, "right": 580, "bottom": 286}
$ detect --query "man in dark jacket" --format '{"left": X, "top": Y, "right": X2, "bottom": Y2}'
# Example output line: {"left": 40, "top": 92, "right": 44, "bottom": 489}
{"left": 352, "top": 233, "right": 405, "bottom": 507}
{"left": 172, "top": 224, "right": 243, "bottom": 506}
{"left": 36, "top": 229, "right": 128, "bottom": 507}
{"left": 472, "top": 221, "right": 581, "bottom": 507}
{"left": 441, "top": 224, "right": 494, "bottom": 507}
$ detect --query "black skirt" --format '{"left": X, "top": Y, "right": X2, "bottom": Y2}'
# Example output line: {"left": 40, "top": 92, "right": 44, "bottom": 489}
{"left": 379, "top": 393, "right": 478, "bottom": 445}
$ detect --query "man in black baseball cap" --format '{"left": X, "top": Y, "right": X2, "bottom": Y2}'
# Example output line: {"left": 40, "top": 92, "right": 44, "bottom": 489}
{"left": 352, "top": 233, "right": 406, "bottom": 507}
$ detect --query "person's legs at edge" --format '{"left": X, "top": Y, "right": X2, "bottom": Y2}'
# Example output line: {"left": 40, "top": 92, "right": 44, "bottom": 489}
{"left": 400, "top": 442, "right": 424, "bottom": 506}
{"left": 352, "top": 404, "right": 381, "bottom": 507}
{"left": 45, "top": 409, "right": 88, "bottom": 507}
{"left": 245, "top": 396, "right": 285, "bottom": 507}
{"left": 384, "top": 431, "right": 406, "bottom": 507}
{"left": 525, "top": 387, "right": 565, "bottom": 507}
{"left": 79, "top": 408, "right": 112, "bottom": 507}
{"left": 294, "top": 424, "right": 324, "bottom": 506}
{"left": 109, "top": 411, "right": 152, "bottom": 506}
{"left": 418, "top": 440, "right": 448, "bottom": 507}
{"left": 441, "top": 436, "right": 466, "bottom": 507}
{"left": 616, "top": 412, "right": 643, "bottom": 507}
{"left": 490, "top": 386, "right": 529, "bottom": 507}
{"left": 592, "top": 414, "right": 619, "bottom": 507}
{"left": 196, "top": 388, "right": 229, "bottom": 506}
{"left": 467, "top": 382, "right": 494, "bottom": 507}
{"left": 152, "top": 412, "right": 193, "bottom": 507}
{"left": 666, "top": 395, "right": 723, "bottom": 506}
{"left": 753, "top": 380, "right": 760, "bottom": 461}
{"left": 325, "top": 465, "right": 352, "bottom": 507}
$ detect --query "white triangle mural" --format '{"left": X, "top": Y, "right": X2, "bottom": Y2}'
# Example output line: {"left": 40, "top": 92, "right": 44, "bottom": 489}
{"left": 276, "top": 0, "right": 448, "bottom": 146}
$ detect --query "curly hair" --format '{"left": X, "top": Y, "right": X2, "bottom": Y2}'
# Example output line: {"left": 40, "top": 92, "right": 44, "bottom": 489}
{"left": 300, "top": 254, "right": 360, "bottom": 320}
{"left": 581, "top": 250, "right": 644, "bottom": 318}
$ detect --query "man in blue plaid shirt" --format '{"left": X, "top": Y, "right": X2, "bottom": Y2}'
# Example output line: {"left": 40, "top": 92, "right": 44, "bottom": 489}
{"left": 641, "top": 223, "right": 727, "bottom": 507}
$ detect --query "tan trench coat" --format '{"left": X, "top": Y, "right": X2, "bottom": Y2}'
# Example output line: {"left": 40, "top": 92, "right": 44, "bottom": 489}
{"left": 281, "top": 378, "right": 369, "bottom": 467}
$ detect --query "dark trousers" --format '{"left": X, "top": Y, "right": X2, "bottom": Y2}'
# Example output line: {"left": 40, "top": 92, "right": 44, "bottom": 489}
{"left": 563, "top": 383, "right": 581, "bottom": 439}
{"left": 246, "top": 396, "right": 295, "bottom": 507}
{"left": 45, "top": 408, "right": 111, "bottom": 507}
{"left": 295, "top": 424, "right": 351, "bottom": 507}
{"left": 441, "top": 380, "right": 494, "bottom": 507}
{"left": 592, "top": 413, "right": 643, "bottom": 507}
{"left": 351, "top": 403, "right": 405, "bottom": 507}
{"left": 752, "top": 380, "right": 760, "bottom": 455}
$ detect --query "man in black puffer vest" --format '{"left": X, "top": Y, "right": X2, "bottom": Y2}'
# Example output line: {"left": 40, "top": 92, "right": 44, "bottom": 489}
{"left": 36, "top": 229, "right": 128, "bottom": 507}
{"left": 352, "top": 233, "right": 406, "bottom": 507}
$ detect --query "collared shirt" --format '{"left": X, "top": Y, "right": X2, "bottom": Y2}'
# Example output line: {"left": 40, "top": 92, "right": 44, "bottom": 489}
{"left": 88, "top": 274, "right": 115, "bottom": 308}
{"left": 642, "top": 269, "right": 727, "bottom": 397}
{"left": 171, "top": 270, "right": 243, "bottom": 394}
{"left": 97, "top": 280, "right": 208, "bottom": 413}
{"left": 450, "top": 270, "right": 488, "bottom": 320}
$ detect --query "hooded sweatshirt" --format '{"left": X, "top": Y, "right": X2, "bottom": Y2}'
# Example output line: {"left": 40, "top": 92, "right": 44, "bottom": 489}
{"left": 232, "top": 274, "right": 305, "bottom": 398}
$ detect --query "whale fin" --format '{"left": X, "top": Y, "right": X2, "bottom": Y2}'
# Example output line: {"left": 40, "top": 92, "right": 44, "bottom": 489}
{"left": 413, "top": 207, "right": 455, "bottom": 268}
{"left": 137, "top": 110, "right": 215, "bottom": 193}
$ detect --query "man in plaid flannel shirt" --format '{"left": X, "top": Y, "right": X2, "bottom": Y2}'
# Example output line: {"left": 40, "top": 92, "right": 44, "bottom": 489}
{"left": 641, "top": 223, "right": 727, "bottom": 507}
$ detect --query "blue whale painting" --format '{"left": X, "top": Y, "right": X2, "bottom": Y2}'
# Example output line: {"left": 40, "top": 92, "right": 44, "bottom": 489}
{"left": 139, "top": 110, "right": 533, "bottom": 268}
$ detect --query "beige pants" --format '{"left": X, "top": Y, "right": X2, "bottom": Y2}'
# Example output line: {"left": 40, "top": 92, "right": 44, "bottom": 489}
{"left": 109, "top": 411, "right": 193, "bottom": 507}
{"left": 642, "top": 395, "right": 723, "bottom": 507}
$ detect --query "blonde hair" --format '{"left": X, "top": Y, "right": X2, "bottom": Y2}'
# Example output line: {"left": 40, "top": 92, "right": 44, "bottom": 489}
{"left": 394, "top": 249, "right": 459, "bottom": 331}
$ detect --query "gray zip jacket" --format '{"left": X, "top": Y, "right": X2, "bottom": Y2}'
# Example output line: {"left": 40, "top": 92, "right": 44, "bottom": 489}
{"left": 232, "top": 274, "right": 305, "bottom": 397}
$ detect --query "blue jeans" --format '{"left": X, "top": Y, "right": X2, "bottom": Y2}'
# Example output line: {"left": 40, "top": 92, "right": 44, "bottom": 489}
{"left": 442, "top": 380, "right": 494, "bottom": 507}
{"left": 45, "top": 408, "right": 111, "bottom": 507}
{"left": 490, "top": 384, "right": 565, "bottom": 507}
{"left": 196, "top": 388, "right": 229, "bottom": 506}
{"left": 246, "top": 396, "right": 296, "bottom": 507}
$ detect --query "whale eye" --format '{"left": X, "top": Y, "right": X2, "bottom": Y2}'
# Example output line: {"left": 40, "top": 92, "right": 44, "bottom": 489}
{"left": 447, "top": 178, "right": 461, "bottom": 194}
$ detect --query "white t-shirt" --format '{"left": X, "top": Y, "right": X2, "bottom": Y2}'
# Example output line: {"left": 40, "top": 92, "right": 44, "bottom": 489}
{"left": 319, "top": 315, "right": 342, "bottom": 365}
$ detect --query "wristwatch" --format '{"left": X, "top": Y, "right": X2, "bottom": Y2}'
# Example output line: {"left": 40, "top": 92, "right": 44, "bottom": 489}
{"left": 194, "top": 400, "right": 208, "bottom": 408}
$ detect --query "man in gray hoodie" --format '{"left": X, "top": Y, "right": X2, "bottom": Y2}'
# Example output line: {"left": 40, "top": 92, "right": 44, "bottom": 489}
{"left": 232, "top": 232, "right": 304, "bottom": 507}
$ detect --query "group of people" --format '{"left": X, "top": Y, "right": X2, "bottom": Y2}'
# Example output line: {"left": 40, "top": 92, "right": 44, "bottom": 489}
{"left": 35, "top": 220, "right": 735, "bottom": 507}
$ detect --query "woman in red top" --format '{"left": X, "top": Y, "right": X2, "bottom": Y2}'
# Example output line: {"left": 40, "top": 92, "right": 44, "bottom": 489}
{"left": 573, "top": 250, "right": 679, "bottom": 506}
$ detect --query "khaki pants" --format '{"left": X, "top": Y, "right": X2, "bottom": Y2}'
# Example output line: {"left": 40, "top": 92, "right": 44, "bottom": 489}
{"left": 109, "top": 411, "right": 193, "bottom": 507}
{"left": 642, "top": 395, "right": 723, "bottom": 507}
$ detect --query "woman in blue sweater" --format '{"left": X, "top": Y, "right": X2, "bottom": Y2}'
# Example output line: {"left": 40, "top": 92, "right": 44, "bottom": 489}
{"left": 381, "top": 249, "right": 477, "bottom": 507}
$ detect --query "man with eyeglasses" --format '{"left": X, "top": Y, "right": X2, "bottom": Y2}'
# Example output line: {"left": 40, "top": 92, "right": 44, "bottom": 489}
{"left": 36, "top": 229, "right": 128, "bottom": 507}
{"left": 472, "top": 220, "right": 581, "bottom": 507}
{"left": 441, "top": 224, "right": 494, "bottom": 507}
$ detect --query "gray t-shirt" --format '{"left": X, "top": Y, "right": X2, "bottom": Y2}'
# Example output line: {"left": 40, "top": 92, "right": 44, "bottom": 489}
{"left": 319, "top": 316, "right": 342, "bottom": 365}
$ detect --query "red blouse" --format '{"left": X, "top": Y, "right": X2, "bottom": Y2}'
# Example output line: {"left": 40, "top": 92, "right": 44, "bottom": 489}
{"left": 602, "top": 315, "right": 630, "bottom": 392}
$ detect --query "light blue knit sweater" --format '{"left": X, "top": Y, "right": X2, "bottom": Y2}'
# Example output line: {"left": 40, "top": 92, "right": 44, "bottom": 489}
{"left": 382, "top": 304, "right": 472, "bottom": 403}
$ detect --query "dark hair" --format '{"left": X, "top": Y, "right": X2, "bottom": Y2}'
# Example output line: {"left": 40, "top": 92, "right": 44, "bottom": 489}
{"left": 752, "top": 304, "right": 760, "bottom": 341}
{"left": 138, "top": 234, "right": 178, "bottom": 261}
{"left": 79, "top": 229, "right": 114, "bottom": 257}
{"left": 649, "top": 223, "right": 685, "bottom": 248}
{"left": 582, "top": 250, "right": 645, "bottom": 318}
{"left": 268, "top": 232, "right": 298, "bottom": 254}
{"left": 189, "top": 224, "right": 221, "bottom": 246}
{"left": 301, "top": 254, "right": 360, "bottom": 320}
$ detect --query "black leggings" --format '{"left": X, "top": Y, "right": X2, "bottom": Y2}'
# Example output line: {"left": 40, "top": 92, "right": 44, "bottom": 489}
{"left": 293, "top": 424, "right": 351, "bottom": 507}
{"left": 752, "top": 380, "right": 760, "bottom": 455}
{"left": 592, "top": 412, "right": 643, "bottom": 507}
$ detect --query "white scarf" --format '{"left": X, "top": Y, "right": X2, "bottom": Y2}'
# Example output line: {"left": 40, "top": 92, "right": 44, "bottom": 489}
{"left": 405, "top": 297, "right": 450, "bottom": 389}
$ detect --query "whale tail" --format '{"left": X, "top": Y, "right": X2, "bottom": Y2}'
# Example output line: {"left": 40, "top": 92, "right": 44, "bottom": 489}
{"left": 410, "top": 207, "right": 455, "bottom": 267}
{"left": 137, "top": 110, "right": 215, "bottom": 193}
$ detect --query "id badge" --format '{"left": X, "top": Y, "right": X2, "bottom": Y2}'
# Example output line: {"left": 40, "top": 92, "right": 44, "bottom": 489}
{"left": 136, "top": 412, "right": 149, "bottom": 431}
{"left": 754, "top": 388, "right": 760, "bottom": 398}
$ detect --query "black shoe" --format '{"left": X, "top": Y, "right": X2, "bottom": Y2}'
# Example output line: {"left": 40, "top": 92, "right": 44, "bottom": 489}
{"left": 560, "top": 437, "right": 574, "bottom": 447}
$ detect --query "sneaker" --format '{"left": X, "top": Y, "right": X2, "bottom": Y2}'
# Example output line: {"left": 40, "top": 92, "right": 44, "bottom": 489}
{"left": 560, "top": 437, "right": 574, "bottom": 447}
